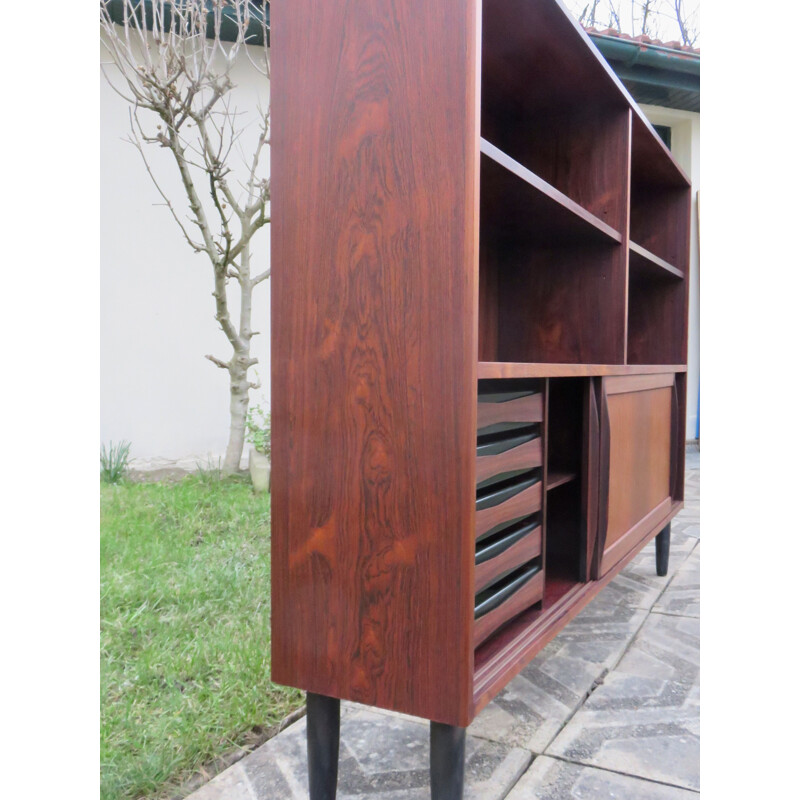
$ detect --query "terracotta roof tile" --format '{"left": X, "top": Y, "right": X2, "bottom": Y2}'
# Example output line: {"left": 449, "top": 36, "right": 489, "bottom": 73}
{"left": 584, "top": 26, "right": 699, "bottom": 55}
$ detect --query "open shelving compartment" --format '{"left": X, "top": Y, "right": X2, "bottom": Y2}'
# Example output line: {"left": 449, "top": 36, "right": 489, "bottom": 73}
{"left": 627, "top": 115, "right": 691, "bottom": 365}
{"left": 478, "top": 0, "right": 631, "bottom": 368}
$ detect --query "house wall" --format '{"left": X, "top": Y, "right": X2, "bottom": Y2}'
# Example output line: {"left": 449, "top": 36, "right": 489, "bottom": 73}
{"left": 100, "top": 47, "right": 271, "bottom": 470}
{"left": 100, "top": 56, "right": 700, "bottom": 470}
{"left": 639, "top": 105, "right": 701, "bottom": 440}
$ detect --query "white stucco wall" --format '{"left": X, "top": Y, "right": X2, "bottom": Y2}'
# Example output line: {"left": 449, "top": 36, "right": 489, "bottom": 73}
{"left": 640, "top": 105, "right": 701, "bottom": 440}
{"left": 100, "top": 46, "right": 271, "bottom": 470}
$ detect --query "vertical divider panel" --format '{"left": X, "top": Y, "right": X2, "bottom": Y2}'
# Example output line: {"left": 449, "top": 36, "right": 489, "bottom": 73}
{"left": 622, "top": 109, "right": 633, "bottom": 364}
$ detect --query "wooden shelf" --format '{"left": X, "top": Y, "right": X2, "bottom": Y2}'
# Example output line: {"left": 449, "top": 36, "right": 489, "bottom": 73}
{"left": 546, "top": 470, "right": 577, "bottom": 491}
{"left": 478, "top": 362, "right": 687, "bottom": 379}
{"left": 480, "top": 139, "right": 622, "bottom": 246}
{"left": 631, "top": 113, "right": 690, "bottom": 188}
{"left": 630, "top": 240, "right": 684, "bottom": 280}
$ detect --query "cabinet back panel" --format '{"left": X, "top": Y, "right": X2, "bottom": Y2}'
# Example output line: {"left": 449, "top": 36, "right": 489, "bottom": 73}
{"left": 627, "top": 272, "right": 687, "bottom": 365}
{"left": 270, "top": 0, "right": 479, "bottom": 727}
{"left": 494, "top": 244, "right": 626, "bottom": 364}
{"left": 483, "top": 105, "right": 630, "bottom": 233}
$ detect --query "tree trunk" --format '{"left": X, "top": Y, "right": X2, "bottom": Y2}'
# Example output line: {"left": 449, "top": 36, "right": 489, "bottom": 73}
{"left": 224, "top": 358, "right": 250, "bottom": 473}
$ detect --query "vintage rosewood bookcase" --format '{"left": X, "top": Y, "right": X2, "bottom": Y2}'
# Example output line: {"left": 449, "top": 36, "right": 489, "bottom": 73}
{"left": 270, "top": 0, "right": 691, "bottom": 797}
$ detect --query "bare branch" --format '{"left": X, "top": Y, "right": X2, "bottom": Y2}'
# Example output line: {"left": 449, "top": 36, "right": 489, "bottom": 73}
{"left": 100, "top": 0, "right": 272, "bottom": 473}
{"left": 205, "top": 354, "right": 231, "bottom": 370}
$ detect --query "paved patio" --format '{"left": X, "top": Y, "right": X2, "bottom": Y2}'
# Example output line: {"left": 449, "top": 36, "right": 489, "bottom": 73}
{"left": 189, "top": 447, "right": 699, "bottom": 800}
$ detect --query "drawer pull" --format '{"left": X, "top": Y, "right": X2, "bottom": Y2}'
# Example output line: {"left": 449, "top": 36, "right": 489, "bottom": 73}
{"left": 473, "top": 565, "right": 545, "bottom": 647}
{"left": 478, "top": 389, "right": 536, "bottom": 404}
{"left": 476, "top": 472, "right": 539, "bottom": 511}
{"left": 475, "top": 562, "right": 541, "bottom": 619}
{"left": 477, "top": 514, "right": 529, "bottom": 545}
{"left": 476, "top": 430, "right": 538, "bottom": 457}
{"left": 476, "top": 519, "right": 539, "bottom": 565}
{"left": 475, "top": 481, "right": 543, "bottom": 541}
{"left": 476, "top": 433, "right": 543, "bottom": 490}
{"left": 477, "top": 392, "right": 543, "bottom": 434}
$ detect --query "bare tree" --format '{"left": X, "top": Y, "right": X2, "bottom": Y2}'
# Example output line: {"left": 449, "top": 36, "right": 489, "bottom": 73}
{"left": 100, "top": 0, "right": 270, "bottom": 473}
{"left": 578, "top": 1, "right": 602, "bottom": 26}
{"left": 608, "top": 1, "right": 623, "bottom": 32}
{"left": 673, "top": 0, "right": 699, "bottom": 46}
{"left": 565, "top": 1, "right": 699, "bottom": 45}
{"left": 638, "top": 0, "right": 656, "bottom": 37}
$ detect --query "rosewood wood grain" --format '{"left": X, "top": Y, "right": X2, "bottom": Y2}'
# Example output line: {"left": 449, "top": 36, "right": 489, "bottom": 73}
{"left": 474, "top": 570, "right": 544, "bottom": 649}
{"left": 600, "top": 496, "right": 672, "bottom": 576}
{"left": 475, "top": 526, "right": 542, "bottom": 593}
{"left": 604, "top": 372, "right": 674, "bottom": 395}
{"left": 477, "top": 393, "right": 543, "bottom": 430}
{"left": 471, "top": 499, "right": 683, "bottom": 715}
{"left": 270, "top": 0, "right": 479, "bottom": 727}
{"left": 627, "top": 269, "right": 688, "bottom": 365}
{"left": 597, "top": 376, "right": 674, "bottom": 577}
{"left": 629, "top": 180, "right": 690, "bottom": 269}
{"left": 475, "top": 436, "right": 542, "bottom": 487}
{"left": 478, "top": 363, "right": 688, "bottom": 379}
{"left": 492, "top": 241, "right": 626, "bottom": 365}
{"left": 475, "top": 482, "right": 543, "bottom": 541}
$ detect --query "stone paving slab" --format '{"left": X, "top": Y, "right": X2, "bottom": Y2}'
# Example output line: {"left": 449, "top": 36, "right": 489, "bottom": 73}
{"left": 653, "top": 544, "right": 700, "bottom": 619}
{"left": 504, "top": 755, "right": 698, "bottom": 799}
{"left": 189, "top": 707, "right": 531, "bottom": 800}
{"left": 468, "top": 603, "right": 649, "bottom": 753}
{"left": 546, "top": 607, "right": 700, "bottom": 791}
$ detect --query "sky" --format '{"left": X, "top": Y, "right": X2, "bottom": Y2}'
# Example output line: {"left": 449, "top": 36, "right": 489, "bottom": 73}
{"left": 562, "top": 0, "right": 700, "bottom": 47}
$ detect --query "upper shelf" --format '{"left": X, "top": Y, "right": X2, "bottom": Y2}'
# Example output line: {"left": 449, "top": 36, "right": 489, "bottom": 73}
{"left": 630, "top": 115, "right": 690, "bottom": 188}
{"left": 481, "top": 0, "right": 690, "bottom": 190}
{"left": 480, "top": 139, "right": 622, "bottom": 247}
{"left": 629, "top": 240, "right": 684, "bottom": 280}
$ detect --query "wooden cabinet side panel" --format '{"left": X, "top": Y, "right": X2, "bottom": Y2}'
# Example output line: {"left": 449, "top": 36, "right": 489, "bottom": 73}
{"left": 270, "top": 0, "right": 479, "bottom": 726}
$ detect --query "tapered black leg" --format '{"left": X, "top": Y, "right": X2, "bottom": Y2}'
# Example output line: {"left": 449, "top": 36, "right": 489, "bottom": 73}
{"left": 307, "top": 692, "right": 340, "bottom": 800}
{"left": 430, "top": 721, "right": 466, "bottom": 800}
{"left": 656, "top": 522, "right": 671, "bottom": 577}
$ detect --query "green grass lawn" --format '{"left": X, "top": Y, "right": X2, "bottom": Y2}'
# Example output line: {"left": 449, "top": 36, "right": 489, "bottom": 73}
{"left": 100, "top": 475, "right": 303, "bottom": 800}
